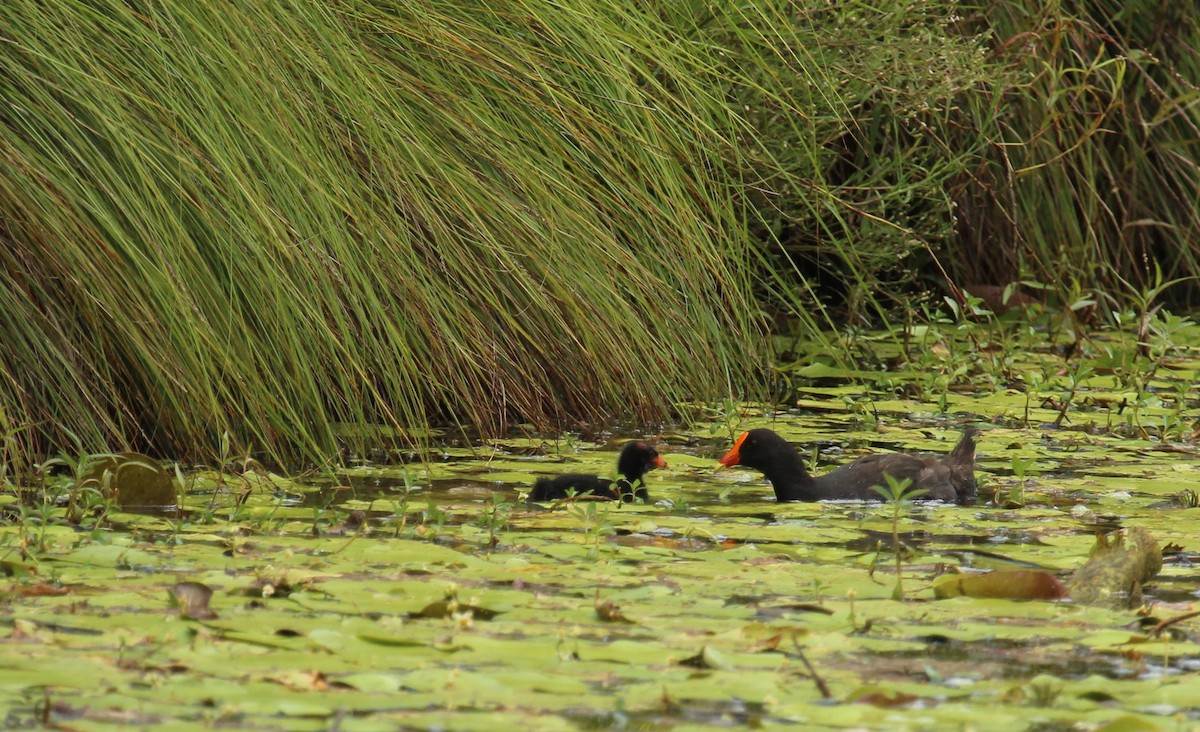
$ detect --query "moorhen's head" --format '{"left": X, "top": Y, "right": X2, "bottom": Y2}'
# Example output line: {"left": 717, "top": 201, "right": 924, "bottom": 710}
{"left": 617, "top": 440, "right": 668, "bottom": 480}
{"left": 717, "top": 429, "right": 797, "bottom": 473}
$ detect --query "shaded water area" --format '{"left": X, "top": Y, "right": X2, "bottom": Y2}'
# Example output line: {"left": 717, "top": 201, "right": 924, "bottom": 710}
{"left": 3, "top": 327, "right": 1200, "bottom": 730}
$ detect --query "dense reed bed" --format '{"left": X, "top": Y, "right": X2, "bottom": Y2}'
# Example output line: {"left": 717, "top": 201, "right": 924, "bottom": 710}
{"left": 954, "top": 1, "right": 1200, "bottom": 310}
{"left": 0, "top": 0, "right": 775, "bottom": 464}
{"left": 1, "top": 1, "right": 1197, "bottom": 467}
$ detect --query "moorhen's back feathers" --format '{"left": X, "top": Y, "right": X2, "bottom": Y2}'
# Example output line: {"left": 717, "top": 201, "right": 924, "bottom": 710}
{"left": 530, "top": 440, "right": 668, "bottom": 502}
{"left": 718, "top": 428, "right": 978, "bottom": 504}
{"left": 530, "top": 473, "right": 642, "bottom": 502}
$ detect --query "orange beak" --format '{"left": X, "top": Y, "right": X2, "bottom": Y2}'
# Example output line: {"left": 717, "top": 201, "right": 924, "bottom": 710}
{"left": 717, "top": 432, "right": 749, "bottom": 468}
{"left": 652, "top": 455, "right": 668, "bottom": 470}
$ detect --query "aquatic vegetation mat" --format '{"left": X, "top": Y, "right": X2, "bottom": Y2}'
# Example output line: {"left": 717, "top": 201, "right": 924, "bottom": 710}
{"left": 3, "top": 325, "right": 1200, "bottom": 730}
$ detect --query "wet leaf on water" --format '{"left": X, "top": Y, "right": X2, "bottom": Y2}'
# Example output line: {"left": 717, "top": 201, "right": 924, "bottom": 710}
{"left": 431, "top": 636, "right": 473, "bottom": 653}
{"left": 609, "top": 533, "right": 709, "bottom": 550}
{"left": 0, "top": 560, "right": 37, "bottom": 577}
{"left": 1093, "top": 714, "right": 1166, "bottom": 732}
{"left": 738, "top": 622, "right": 810, "bottom": 652}
{"left": 269, "top": 670, "right": 333, "bottom": 691}
{"left": 336, "top": 672, "right": 406, "bottom": 693}
{"left": 169, "top": 582, "right": 218, "bottom": 620}
{"left": 6, "top": 618, "right": 101, "bottom": 637}
{"left": 677, "top": 646, "right": 732, "bottom": 670}
{"left": 752, "top": 633, "right": 785, "bottom": 652}
{"left": 1145, "top": 608, "right": 1200, "bottom": 638}
{"left": 237, "top": 576, "right": 313, "bottom": 599}
{"left": 776, "top": 602, "right": 834, "bottom": 615}
{"left": 45, "top": 702, "right": 166, "bottom": 727}
{"left": 16, "top": 583, "right": 69, "bottom": 598}
{"left": 848, "top": 687, "right": 925, "bottom": 708}
{"left": 933, "top": 570, "right": 1068, "bottom": 601}
{"left": 357, "top": 633, "right": 426, "bottom": 648}
{"left": 409, "top": 600, "right": 500, "bottom": 620}
{"left": 594, "top": 594, "right": 636, "bottom": 624}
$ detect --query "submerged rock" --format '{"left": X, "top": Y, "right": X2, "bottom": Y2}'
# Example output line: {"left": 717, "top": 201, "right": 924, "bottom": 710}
{"left": 81, "top": 452, "right": 177, "bottom": 509}
{"left": 1067, "top": 527, "right": 1162, "bottom": 609}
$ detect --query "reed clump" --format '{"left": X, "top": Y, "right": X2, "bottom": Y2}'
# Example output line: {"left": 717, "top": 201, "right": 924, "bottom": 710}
{"left": 1, "top": 0, "right": 770, "bottom": 464}
{"left": 952, "top": 0, "right": 1200, "bottom": 311}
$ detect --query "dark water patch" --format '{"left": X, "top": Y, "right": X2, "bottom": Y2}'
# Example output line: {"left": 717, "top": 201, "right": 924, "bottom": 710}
{"left": 869, "top": 643, "right": 1132, "bottom": 682}
{"left": 568, "top": 697, "right": 772, "bottom": 730}
{"left": 1143, "top": 576, "right": 1200, "bottom": 604}
{"left": 308, "top": 477, "right": 514, "bottom": 509}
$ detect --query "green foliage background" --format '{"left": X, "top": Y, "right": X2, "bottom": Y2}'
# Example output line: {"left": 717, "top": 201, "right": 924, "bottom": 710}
{"left": 1, "top": 0, "right": 1197, "bottom": 465}
{"left": 954, "top": 1, "right": 1200, "bottom": 309}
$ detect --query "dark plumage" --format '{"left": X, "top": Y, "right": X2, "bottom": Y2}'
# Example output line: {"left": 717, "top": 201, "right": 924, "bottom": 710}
{"left": 530, "top": 440, "right": 668, "bottom": 502}
{"left": 718, "top": 428, "right": 978, "bottom": 504}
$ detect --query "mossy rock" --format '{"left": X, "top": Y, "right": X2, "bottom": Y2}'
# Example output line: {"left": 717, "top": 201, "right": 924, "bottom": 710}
{"left": 80, "top": 452, "right": 177, "bottom": 509}
{"left": 1067, "top": 527, "right": 1162, "bottom": 609}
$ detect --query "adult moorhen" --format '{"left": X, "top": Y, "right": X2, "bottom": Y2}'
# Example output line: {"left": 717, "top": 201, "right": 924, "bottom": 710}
{"left": 530, "top": 440, "right": 668, "bottom": 502}
{"left": 718, "top": 428, "right": 978, "bottom": 504}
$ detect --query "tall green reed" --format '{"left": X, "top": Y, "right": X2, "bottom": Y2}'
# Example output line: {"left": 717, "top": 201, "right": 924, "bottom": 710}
{"left": 0, "top": 0, "right": 769, "bottom": 465}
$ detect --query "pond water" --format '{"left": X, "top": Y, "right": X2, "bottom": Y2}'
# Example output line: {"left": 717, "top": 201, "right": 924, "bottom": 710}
{"left": 3, "top": 324, "right": 1200, "bottom": 729}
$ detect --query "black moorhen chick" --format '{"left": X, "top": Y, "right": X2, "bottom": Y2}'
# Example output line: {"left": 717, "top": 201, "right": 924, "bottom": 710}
{"left": 530, "top": 440, "right": 668, "bottom": 503}
{"left": 718, "top": 428, "right": 978, "bottom": 504}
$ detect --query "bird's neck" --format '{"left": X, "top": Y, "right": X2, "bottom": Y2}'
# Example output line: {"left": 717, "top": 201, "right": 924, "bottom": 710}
{"left": 761, "top": 452, "right": 818, "bottom": 502}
